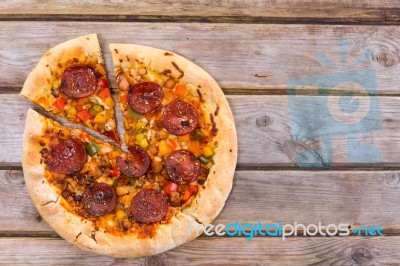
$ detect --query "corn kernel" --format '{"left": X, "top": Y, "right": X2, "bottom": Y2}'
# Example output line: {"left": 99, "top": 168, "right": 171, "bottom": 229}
{"left": 116, "top": 186, "right": 129, "bottom": 196}
{"left": 203, "top": 146, "right": 214, "bottom": 157}
{"left": 119, "top": 195, "right": 132, "bottom": 205}
{"left": 116, "top": 209, "right": 125, "bottom": 220}
{"left": 158, "top": 140, "right": 171, "bottom": 157}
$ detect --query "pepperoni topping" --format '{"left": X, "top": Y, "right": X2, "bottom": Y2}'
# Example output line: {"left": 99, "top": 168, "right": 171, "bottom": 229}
{"left": 116, "top": 146, "right": 150, "bottom": 177}
{"left": 61, "top": 65, "right": 97, "bottom": 99}
{"left": 165, "top": 150, "right": 201, "bottom": 185}
{"left": 128, "top": 82, "right": 164, "bottom": 114}
{"left": 47, "top": 138, "right": 87, "bottom": 174}
{"left": 162, "top": 100, "right": 199, "bottom": 136}
{"left": 82, "top": 183, "right": 116, "bottom": 216}
{"left": 130, "top": 189, "right": 168, "bottom": 223}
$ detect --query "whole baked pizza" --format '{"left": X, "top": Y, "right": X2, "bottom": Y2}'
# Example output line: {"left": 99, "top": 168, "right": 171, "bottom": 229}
{"left": 21, "top": 34, "right": 237, "bottom": 258}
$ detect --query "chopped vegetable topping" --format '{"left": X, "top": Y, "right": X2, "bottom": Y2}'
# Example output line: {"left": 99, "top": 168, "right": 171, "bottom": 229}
{"left": 76, "top": 109, "right": 92, "bottom": 121}
{"left": 89, "top": 104, "right": 103, "bottom": 116}
{"left": 98, "top": 78, "right": 109, "bottom": 89}
{"left": 199, "top": 155, "right": 212, "bottom": 164}
{"left": 98, "top": 87, "right": 111, "bottom": 99}
{"left": 175, "top": 84, "right": 187, "bottom": 96}
{"left": 191, "top": 129, "right": 203, "bottom": 141}
{"left": 85, "top": 142, "right": 100, "bottom": 157}
{"left": 109, "top": 166, "right": 120, "bottom": 177}
{"left": 52, "top": 96, "right": 67, "bottom": 110}
{"left": 127, "top": 108, "right": 143, "bottom": 119}
{"left": 163, "top": 182, "right": 179, "bottom": 195}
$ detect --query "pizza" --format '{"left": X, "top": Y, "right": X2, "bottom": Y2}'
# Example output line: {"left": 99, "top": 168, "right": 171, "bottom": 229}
{"left": 21, "top": 35, "right": 237, "bottom": 258}
{"left": 20, "top": 34, "right": 119, "bottom": 143}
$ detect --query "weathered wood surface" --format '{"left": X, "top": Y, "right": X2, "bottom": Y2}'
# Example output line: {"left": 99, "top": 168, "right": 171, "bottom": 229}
{"left": 1, "top": 94, "right": 399, "bottom": 167}
{"left": 2, "top": 1, "right": 400, "bottom": 263}
{"left": 1, "top": 0, "right": 400, "bottom": 24}
{"left": 2, "top": 169, "right": 400, "bottom": 232}
{"left": 2, "top": 22, "right": 400, "bottom": 93}
{"left": 1, "top": 236, "right": 400, "bottom": 265}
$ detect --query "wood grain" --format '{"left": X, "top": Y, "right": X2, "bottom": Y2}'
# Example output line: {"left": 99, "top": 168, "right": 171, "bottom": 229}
{"left": 2, "top": 94, "right": 400, "bottom": 167}
{"left": 1, "top": 0, "right": 400, "bottom": 24}
{"left": 3, "top": 169, "right": 400, "bottom": 232}
{"left": 1, "top": 236, "right": 400, "bottom": 265}
{"left": 2, "top": 22, "right": 400, "bottom": 93}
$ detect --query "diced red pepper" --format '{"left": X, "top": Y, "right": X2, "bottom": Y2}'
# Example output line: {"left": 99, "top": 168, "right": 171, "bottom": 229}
{"left": 98, "top": 87, "right": 111, "bottom": 99}
{"left": 109, "top": 166, "right": 120, "bottom": 177}
{"left": 189, "top": 184, "right": 199, "bottom": 194}
{"left": 79, "top": 132, "right": 90, "bottom": 141}
{"left": 175, "top": 84, "right": 187, "bottom": 97}
{"left": 98, "top": 78, "right": 109, "bottom": 89}
{"left": 163, "top": 182, "right": 179, "bottom": 195}
{"left": 52, "top": 96, "right": 67, "bottom": 110}
{"left": 181, "top": 188, "right": 192, "bottom": 203}
{"left": 120, "top": 94, "right": 128, "bottom": 103}
{"left": 105, "top": 131, "right": 120, "bottom": 144}
{"left": 76, "top": 109, "right": 92, "bottom": 121}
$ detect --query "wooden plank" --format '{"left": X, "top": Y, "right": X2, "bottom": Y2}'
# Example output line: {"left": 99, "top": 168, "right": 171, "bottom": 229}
{"left": 1, "top": 0, "right": 400, "bottom": 23}
{"left": 1, "top": 94, "right": 400, "bottom": 166}
{"left": 1, "top": 236, "right": 400, "bottom": 265}
{"left": 2, "top": 22, "right": 400, "bottom": 93}
{"left": 3, "top": 170, "right": 400, "bottom": 232}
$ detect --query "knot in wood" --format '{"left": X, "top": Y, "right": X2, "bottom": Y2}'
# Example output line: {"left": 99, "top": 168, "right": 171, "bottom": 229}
{"left": 373, "top": 51, "right": 398, "bottom": 67}
{"left": 5, "top": 170, "right": 22, "bottom": 185}
{"left": 384, "top": 173, "right": 400, "bottom": 187}
{"left": 351, "top": 245, "right": 374, "bottom": 264}
{"left": 255, "top": 115, "right": 272, "bottom": 127}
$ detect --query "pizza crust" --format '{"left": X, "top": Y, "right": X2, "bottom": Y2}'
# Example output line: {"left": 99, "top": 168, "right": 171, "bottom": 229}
{"left": 109, "top": 44, "right": 238, "bottom": 225}
{"left": 23, "top": 109, "right": 203, "bottom": 258}
{"left": 20, "top": 33, "right": 102, "bottom": 103}
{"left": 22, "top": 41, "right": 236, "bottom": 258}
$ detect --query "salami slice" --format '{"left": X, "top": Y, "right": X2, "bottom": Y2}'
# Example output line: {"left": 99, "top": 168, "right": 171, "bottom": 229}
{"left": 162, "top": 100, "right": 199, "bottom": 136}
{"left": 130, "top": 189, "right": 168, "bottom": 223}
{"left": 47, "top": 138, "right": 87, "bottom": 174}
{"left": 128, "top": 82, "right": 164, "bottom": 114}
{"left": 116, "top": 146, "right": 150, "bottom": 177}
{"left": 82, "top": 182, "right": 116, "bottom": 216}
{"left": 165, "top": 150, "right": 201, "bottom": 185}
{"left": 61, "top": 65, "right": 97, "bottom": 99}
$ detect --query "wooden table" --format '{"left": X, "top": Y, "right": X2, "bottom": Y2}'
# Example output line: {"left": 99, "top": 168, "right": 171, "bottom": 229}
{"left": 2, "top": 1, "right": 400, "bottom": 264}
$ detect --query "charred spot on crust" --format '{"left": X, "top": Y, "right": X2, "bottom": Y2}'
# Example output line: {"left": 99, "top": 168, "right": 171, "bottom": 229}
{"left": 210, "top": 114, "right": 218, "bottom": 136}
{"left": 197, "top": 89, "right": 204, "bottom": 102}
{"left": 214, "top": 105, "right": 220, "bottom": 116}
{"left": 172, "top": 61, "right": 184, "bottom": 79}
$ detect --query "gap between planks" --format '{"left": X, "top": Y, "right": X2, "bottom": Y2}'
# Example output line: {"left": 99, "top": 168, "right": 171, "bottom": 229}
{"left": 3, "top": 86, "right": 400, "bottom": 97}
{"left": 2, "top": 14, "right": 400, "bottom": 25}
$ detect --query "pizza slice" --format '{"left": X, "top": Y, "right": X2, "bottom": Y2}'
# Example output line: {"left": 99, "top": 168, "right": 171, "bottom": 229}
{"left": 20, "top": 34, "right": 119, "bottom": 143}
{"left": 109, "top": 44, "right": 237, "bottom": 225}
{"left": 23, "top": 108, "right": 202, "bottom": 257}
